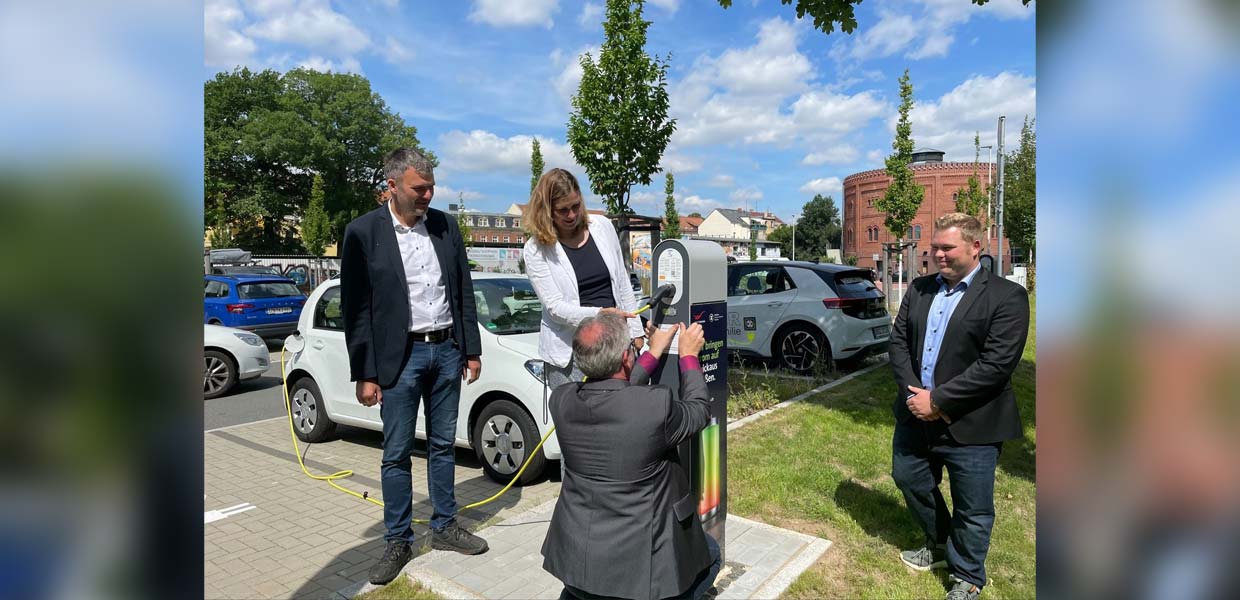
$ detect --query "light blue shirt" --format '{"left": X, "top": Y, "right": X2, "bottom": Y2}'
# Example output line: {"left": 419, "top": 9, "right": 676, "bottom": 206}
{"left": 919, "top": 263, "right": 983, "bottom": 391}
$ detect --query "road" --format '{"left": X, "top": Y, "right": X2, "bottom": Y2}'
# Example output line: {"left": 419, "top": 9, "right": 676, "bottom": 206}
{"left": 204, "top": 347, "right": 294, "bottom": 431}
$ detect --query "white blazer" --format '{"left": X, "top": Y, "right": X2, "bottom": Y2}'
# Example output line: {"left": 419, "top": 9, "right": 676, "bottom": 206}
{"left": 523, "top": 216, "right": 643, "bottom": 368}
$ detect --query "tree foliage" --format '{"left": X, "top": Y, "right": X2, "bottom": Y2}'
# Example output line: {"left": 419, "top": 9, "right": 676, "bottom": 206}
{"left": 797, "top": 193, "right": 842, "bottom": 258}
{"left": 874, "top": 69, "right": 924, "bottom": 243}
{"left": 529, "top": 138, "right": 544, "bottom": 194}
{"left": 954, "top": 132, "right": 989, "bottom": 220}
{"left": 716, "top": 0, "right": 1031, "bottom": 36}
{"left": 205, "top": 67, "right": 429, "bottom": 253}
{"left": 456, "top": 193, "right": 473, "bottom": 249}
{"left": 301, "top": 174, "right": 331, "bottom": 256}
{"left": 1003, "top": 116, "right": 1036, "bottom": 259}
{"left": 662, "top": 173, "right": 680, "bottom": 239}
{"left": 567, "top": 0, "right": 675, "bottom": 215}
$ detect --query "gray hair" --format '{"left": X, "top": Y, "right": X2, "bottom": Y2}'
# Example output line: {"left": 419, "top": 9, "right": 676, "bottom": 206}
{"left": 382, "top": 147, "right": 435, "bottom": 182}
{"left": 572, "top": 313, "right": 631, "bottom": 380}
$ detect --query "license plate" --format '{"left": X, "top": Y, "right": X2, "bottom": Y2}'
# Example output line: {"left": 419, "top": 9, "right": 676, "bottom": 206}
{"left": 872, "top": 325, "right": 890, "bottom": 339}
{"left": 266, "top": 307, "right": 292, "bottom": 315}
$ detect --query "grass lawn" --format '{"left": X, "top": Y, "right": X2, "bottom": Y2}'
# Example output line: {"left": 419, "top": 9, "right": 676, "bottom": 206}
{"left": 728, "top": 298, "right": 1036, "bottom": 598}
{"left": 354, "top": 575, "right": 443, "bottom": 600}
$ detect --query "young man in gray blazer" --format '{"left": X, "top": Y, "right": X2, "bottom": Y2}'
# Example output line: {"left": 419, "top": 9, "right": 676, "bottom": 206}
{"left": 542, "top": 315, "right": 721, "bottom": 600}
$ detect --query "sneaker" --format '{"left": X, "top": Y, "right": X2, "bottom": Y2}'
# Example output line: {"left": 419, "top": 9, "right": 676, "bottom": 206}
{"left": 900, "top": 544, "right": 947, "bottom": 571}
{"left": 368, "top": 540, "right": 413, "bottom": 585}
{"left": 945, "top": 576, "right": 981, "bottom": 600}
{"left": 431, "top": 523, "right": 489, "bottom": 555}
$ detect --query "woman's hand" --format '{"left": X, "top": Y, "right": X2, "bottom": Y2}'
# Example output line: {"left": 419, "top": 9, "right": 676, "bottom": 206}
{"left": 600, "top": 306, "right": 637, "bottom": 319}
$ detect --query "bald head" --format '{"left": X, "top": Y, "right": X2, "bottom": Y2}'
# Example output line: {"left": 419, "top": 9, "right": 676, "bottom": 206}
{"left": 572, "top": 313, "right": 630, "bottom": 379}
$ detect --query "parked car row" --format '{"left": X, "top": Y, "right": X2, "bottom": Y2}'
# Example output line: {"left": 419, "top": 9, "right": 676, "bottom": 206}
{"left": 204, "top": 273, "right": 307, "bottom": 339}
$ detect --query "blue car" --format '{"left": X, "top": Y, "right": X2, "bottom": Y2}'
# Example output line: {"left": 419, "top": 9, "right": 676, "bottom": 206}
{"left": 204, "top": 274, "right": 307, "bottom": 338}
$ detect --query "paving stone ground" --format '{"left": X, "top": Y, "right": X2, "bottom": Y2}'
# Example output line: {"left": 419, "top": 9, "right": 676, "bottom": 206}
{"left": 204, "top": 417, "right": 560, "bottom": 599}
{"left": 343, "top": 501, "right": 831, "bottom": 600}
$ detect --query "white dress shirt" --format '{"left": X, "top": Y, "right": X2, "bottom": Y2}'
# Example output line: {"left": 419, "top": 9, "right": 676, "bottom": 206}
{"left": 390, "top": 203, "right": 453, "bottom": 332}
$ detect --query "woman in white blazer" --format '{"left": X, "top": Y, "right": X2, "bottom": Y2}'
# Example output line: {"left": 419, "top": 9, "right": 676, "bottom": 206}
{"left": 522, "top": 169, "right": 644, "bottom": 392}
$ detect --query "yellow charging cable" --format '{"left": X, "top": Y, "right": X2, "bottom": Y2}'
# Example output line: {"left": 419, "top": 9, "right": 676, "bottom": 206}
{"left": 279, "top": 303, "right": 654, "bottom": 517}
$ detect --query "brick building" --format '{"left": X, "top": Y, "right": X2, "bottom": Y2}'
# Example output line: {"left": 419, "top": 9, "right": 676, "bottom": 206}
{"left": 842, "top": 149, "right": 1009, "bottom": 276}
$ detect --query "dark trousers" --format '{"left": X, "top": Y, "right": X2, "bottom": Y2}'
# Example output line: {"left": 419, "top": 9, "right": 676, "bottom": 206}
{"left": 892, "top": 420, "right": 1001, "bottom": 588}
{"left": 560, "top": 534, "right": 723, "bottom": 600}
{"left": 379, "top": 338, "right": 463, "bottom": 541}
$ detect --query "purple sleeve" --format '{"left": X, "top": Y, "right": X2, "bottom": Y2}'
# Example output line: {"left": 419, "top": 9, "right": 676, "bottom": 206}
{"left": 679, "top": 355, "right": 701, "bottom": 372}
{"left": 637, "top": 351, "right": 660, "bottom": 374}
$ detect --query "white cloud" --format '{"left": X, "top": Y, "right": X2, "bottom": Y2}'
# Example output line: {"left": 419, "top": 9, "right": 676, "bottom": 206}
{"left": 648, "top": 0, "right": 680, "bottom": 13}
{"left": 711, "top": 19, "right": 811, "bottom": 99}
{"left": 802, "top": 145, "right": 859, "bottom": 165}
{"left": 551, "top": 45, "right": 598, "bottom": 108}
{"left": 708, "top": 175, "right": 735, "bottom": 188}
{"left": 730, "top": 186, "right": 763, "bottom": 203}
{"left": 469, "top": 0, "right": 559, "bottom": 28}
{"left": 437, "top": 129, "right": 578, "bottom": 175}
{"left": 382, "top": 36, "right": 414, "bottom": 65}
{"left": 205, "top": 0, "right": 256, "bottom": 67}
{"left": 679, "top": 195, "right": 722, "bottom": 211}
{"left": 902, "top": 71, "right": 1036, "bottom": 160}
{"left": 791, "top": 89, "right": 888, "bottom": 132}
{"left": 298, "top": 55, "right": 362, "bottom": 74}
{"left": 578, "top": 2, "right": 602, "bottom": 28}
{"left": 866, "top": 149, "right": 884, "bottom": 164}
{"left": 660, "top": 152, "right": 701, "bottom": 174}
{"left": 435, "top": 184, "right": 485, "bottom": 204}
{"left": 799, "top": 177, "right": 843, "bottom": 196}
{"left": 629, "top": 190, "right": 663, "bottom": 209}
{"left": 831, "top": 0, "right": 1032, "bottom": 63}
{"left": 244, "top": 0, "right": 369, "bottom": 56}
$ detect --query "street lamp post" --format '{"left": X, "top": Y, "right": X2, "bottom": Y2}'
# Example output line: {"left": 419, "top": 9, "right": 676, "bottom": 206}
{"left": 978, "top": 144, "right": 994, "bottom": 256}
{"left": 791, "top": 214, "right": 798, "bottom": 261}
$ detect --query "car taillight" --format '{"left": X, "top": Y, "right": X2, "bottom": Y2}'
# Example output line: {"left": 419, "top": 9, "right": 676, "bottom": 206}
{"left": 822, "top": 298, "right": 867, "bottom": 310}
{"left": 226, "top": 303, "right": 254, "bottom": 314}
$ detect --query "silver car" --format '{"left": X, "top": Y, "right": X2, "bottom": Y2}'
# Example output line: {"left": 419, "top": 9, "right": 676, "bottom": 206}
{"left": 726, "top": 261, "right": 890, "bottom": 373}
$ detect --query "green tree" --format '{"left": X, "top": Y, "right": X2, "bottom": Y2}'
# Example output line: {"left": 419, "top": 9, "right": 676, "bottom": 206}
{"left": 874, "top": 69, "right": 924, "bottom": 249}
{"left": 205, "top": 67, "right": 430, "bottom": 253}
{"left": 1003, "top": 116, "right": 1036, "bottom": 262}
{"left": 795, "top": 193, "right": 842, "bottom": 258}
{"left": 748, "top": 227, "right": 757, "bottom": 261}
{"left": 716, "top": 0, "right": 1031, "bottom": 36}
{"left": 687, "top": 211, "right": 702, "bottom": 219}
{"left": 301, "top": 174, "right": 331, "bottom": 256}
{"left": 767, "top": 224, "right": 793, "bottom": 258}
{"left": 662, "top": 173, "right": 680, "bottom": 239}
{"left": 953, "top": 132, "right": 989, "bottom": 220}
{"left": 567, "top": 0, "right": 675, "bottom": 217}
{"left": 456, "top": 193, "right": 473, "bottom": 250}
{"left": 530, "top": 138, "right": 544, "bottom": 194}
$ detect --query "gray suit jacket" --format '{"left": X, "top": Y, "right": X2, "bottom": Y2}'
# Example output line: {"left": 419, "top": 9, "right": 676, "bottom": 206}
{"left": 541, "top": 359, "right": 713, "bottom": 600}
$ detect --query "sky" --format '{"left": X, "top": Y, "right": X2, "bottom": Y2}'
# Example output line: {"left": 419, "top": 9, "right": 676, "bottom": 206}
{"left": 203, "top": 0, "right": 1035, "bottom": 222}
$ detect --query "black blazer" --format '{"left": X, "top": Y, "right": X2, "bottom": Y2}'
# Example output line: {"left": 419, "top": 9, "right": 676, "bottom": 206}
{"left": 541, "top": 365, "right": 713, "bottom": 600}
{"left": 340, "top": 205, "right": 481, "bottom": 388}
{"left": 888, "top": 267, "right": 1030, "bottom": 445}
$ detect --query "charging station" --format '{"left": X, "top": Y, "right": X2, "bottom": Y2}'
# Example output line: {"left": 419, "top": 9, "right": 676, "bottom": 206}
{"left": 649, "top": 239, "right": 728, "bottom": 558}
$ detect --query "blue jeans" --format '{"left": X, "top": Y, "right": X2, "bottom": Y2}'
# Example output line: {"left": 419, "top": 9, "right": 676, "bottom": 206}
{"left": 380, "top": 338, "right": 463, "bottom": 541}
{"left": 559, "top": 534, "right": 722, "bottom": 600}
{"left": 892, "top": 421, "right": 1001, "bottom": 588}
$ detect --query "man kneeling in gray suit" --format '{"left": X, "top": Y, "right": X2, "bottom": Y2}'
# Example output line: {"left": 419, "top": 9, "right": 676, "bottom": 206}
{"left": 541, "top": 313, "right": 721, "bottom": 600}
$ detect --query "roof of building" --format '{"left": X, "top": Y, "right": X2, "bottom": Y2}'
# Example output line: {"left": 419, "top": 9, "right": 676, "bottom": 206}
{"left": 842, "top": 161, "right": 993, "bottom": 184}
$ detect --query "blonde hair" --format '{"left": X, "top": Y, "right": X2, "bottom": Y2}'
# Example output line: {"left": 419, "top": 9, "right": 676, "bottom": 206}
{"left": 934, "top": 212, "right": 984, "bottom": 245}
{"left": 525, "top": 168, "right": 588, "bottom": 246}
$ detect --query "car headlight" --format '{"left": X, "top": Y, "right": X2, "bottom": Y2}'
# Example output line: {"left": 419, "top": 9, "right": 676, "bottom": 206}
{"left": 233, "top": 332, "right": 264, "bottom": 346}
{"left": 524, "top": 359, "right": 546, "bottom": 384}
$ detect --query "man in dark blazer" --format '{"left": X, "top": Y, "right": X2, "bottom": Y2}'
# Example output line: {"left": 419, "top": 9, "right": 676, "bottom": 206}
{"left": 542, "top": 315, "right": 722, "bottom": 600}
{"left": 341, "top": 148, "right": 488, "bottom": 586}
{"left": 888, "top": 213, "right": 1030, "bottom": 600}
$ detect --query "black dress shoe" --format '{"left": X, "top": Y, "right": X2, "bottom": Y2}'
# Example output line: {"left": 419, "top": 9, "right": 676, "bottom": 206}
{"left": 431, "top": 523, "right": 489, "bottom": 555}
{"left": 368, "top": 540, "right": 413, "bottom": 585}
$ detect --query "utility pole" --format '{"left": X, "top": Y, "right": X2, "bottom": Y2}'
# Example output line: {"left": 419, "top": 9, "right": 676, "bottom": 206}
{"left": 979, "top": 144, "right": 994, "bottom": 256}
{"left": 791, "top": 214, "right": 798, "bottom": 261}
{"left": 996, "top": 116, "right": 1006, "bottom": 276}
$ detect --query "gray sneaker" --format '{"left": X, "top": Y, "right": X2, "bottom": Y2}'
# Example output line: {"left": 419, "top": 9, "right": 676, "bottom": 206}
{"left": 368, "top": 540, "right": 413, "bottom": 585}
{"left": 945, "top": 576, "right": 981, "bottom": 600}
{"left": 431, "top": 523, "right": 489, "bottom": 555}
{"left": 900, "top": 544, "right": 947, "bottom": 571}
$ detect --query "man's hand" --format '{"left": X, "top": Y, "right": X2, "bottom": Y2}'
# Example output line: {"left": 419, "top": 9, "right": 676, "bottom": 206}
{"left": 906, "top": 385, "right": 937, "bottom": 421}
{"left": 463, "top": 356, "right": 481, "bottom": 384}
{"left": 679, "top": 323, "right": 705, "bottom": 358}
{"left": 632, "top": 336, "right": 645, "bottom": 351}
{"left": 600, "top": 306, "right": 637, "bottom": 319}
{"left": 356, "top": 379, "right": 382, "bottom": 407}
{"left": 646, "top": 322, "right": 682, "bottom": 358}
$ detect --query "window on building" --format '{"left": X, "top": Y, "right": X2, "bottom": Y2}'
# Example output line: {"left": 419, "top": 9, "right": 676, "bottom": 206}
{"left": 513, "top": 218, "right": 520, "bottom": 228}
{"left": 517, "top": 235, "right": 524, "bottom": 243}
{"left": 465, "top": 216, "right": 475, "bottom": 226}
{"left": 492, "top": 234, "right": 499, "bottom": 242}
{"left": 479, "top": 217, "right": 490, "bottom": 227}
{"left": 495, "top": 218, "right": 506, "bottom": 228}
{"left": 913, "top": 225, "right": 922, "bottom": 240}
{"left": 503, "top": 234, "right": 510, "bottom": 243}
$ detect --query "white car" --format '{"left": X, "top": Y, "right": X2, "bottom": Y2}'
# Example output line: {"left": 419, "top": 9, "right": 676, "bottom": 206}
{"left": 204, "top": 324, "right": 270, "bottom": 399}
{"left": 280, "top": 273, "right": 559, "bottom": 485}
{"left": 727, "top": 261, "right": 890, "bottom": 373}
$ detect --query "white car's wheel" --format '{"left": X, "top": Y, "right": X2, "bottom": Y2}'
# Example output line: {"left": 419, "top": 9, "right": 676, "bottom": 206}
{"left": 204, "top": 350, "right": 236, "bottom": 399}
{"left": 775, "top": 324, "right": 830, "bottom": 374}
{"left": 473, "top": 399, "right": 545, "bottom": 485}
{"left": 288, "top": 378, "right": 337, "bottom": 443}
